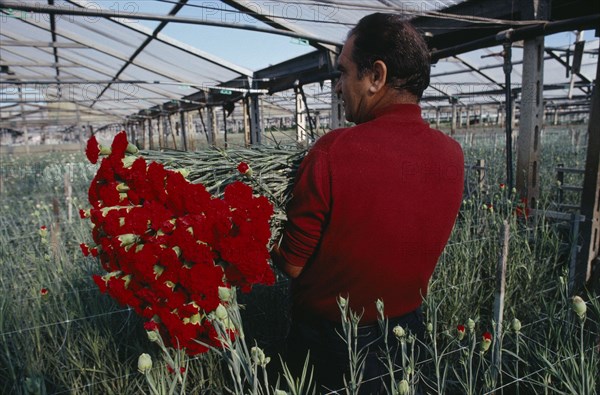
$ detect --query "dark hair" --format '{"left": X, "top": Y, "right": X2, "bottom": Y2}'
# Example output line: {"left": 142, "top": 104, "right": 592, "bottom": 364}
{"left": 349, "top": 13, "right": 431, "bottom": 99}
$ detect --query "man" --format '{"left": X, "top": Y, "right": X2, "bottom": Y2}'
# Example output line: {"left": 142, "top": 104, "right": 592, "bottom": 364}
{"left": 271, "top": 13, "right": 464, "bottom": 394}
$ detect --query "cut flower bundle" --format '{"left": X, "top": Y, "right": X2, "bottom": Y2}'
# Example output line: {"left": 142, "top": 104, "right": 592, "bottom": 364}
{"left": 80, "top": 131, "right": 287, "bottom": 355}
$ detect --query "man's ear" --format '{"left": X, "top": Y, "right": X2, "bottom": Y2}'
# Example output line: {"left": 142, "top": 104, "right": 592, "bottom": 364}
{"left": 369, "top": 60, "right": 388, "bottom": 93}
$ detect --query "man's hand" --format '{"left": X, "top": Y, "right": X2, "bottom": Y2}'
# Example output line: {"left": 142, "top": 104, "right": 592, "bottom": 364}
{"left": 270, "top": 244, "right": 303, "bottom": 279}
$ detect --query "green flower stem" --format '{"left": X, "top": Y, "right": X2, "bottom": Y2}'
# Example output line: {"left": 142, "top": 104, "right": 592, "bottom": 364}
{"left": 579, "top": 318, "right": 586, "bottom": 395}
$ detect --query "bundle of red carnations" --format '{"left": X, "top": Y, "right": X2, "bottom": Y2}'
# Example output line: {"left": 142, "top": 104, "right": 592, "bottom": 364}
{"left": 79, "top": 131, "right": 275, "bottom": 355}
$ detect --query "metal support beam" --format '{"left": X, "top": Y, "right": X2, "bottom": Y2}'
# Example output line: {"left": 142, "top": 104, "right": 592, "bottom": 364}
{"left": 248, "top": 95, "right": 261, "bottom": 145}
{"left": 207, "top": 107, "right": 218, "bottom": 147}
{"left": 179, "top": 107, "right": 187, "bottom": 151}
{"left": 503, "top": 40, "right": 514, "bottom": 190}
{"left": 330, "top": 79, "right": 344, "bottom": 130}
{"left": 295, "top": 86, "right": 307, "bottom": 142}
{"left": 450, "top": 97, "right": 458, "bottom": 135}
{"left": 576, "top": 38, "right": 600, "bottom": 290}
{"left": 515, "top": 0, "right": 549, "bottom": 207}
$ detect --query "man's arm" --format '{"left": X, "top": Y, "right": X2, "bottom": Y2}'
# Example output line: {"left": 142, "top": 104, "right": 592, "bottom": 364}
{"left": 270, "top": 244, "right": 303, "bottom": 279}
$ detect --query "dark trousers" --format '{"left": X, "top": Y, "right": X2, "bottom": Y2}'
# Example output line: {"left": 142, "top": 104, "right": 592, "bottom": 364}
{"left": 284, "top": 308, "right": 425, "bottom": 394}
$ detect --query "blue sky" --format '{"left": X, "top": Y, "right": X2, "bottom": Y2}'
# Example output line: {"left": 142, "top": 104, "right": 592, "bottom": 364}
{"left": 108, "top": 0, "right": 315, "bottom": 71}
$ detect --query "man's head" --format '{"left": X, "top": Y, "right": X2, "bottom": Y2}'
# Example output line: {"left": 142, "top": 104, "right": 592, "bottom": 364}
{"left": 335, "top": 13, "right": 431, "bottom": 124}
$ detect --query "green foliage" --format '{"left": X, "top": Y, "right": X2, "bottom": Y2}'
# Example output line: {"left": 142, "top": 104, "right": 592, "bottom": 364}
{"left": 0, "top": 128, "right": 598, "bottom": 394}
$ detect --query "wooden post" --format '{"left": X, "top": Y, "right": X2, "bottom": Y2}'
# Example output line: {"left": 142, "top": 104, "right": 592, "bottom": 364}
{"left": 515, "top": 32, "right": 545, "bottom": 209}
{"left": 492, "top": 221, "right": 510, "bottom": 385}
{"left": 179, "top": 108, "right": 188, "bottom": 151}
{"left": 331, "top": 78, "right": 344, "bottom": 130}
{"left": 477, "top": 159, "right": 486, "bottom": 192}
{"left": 556, "top": 164, "right": 565, "bottom": 205}
{"left": 576, "top": 41, "right": 600, "bottom": 289}
{"left": 450, "top": 99, "right": 457, "bottom": 136}
{"left": 158, "top": 114, "right": 164, "bottom": 149}
{"left": 64, "top": 163, "right": 72, "bottom": 223}
{"left": 243, "top": 98, "right": 251, "bottom": 147}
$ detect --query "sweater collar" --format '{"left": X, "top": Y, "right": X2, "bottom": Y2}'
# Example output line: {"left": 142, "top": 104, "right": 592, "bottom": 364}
{"left": 373, "top": 103, "right": 423, "bottom": 122}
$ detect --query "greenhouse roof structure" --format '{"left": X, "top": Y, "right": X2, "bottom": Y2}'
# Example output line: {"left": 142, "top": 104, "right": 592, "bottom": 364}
{"left": 0, "top": 0, "right": 599, "bottom": 133}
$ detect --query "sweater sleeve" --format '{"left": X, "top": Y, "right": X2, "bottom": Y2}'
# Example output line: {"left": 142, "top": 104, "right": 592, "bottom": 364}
{"left": 278, "top": 141, "right": 332, "bottom": 268}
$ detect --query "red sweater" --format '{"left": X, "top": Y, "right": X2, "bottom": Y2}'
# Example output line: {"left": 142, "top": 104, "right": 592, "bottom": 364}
{"left": 279, "top": 104, "right": 464, "bottom": 323}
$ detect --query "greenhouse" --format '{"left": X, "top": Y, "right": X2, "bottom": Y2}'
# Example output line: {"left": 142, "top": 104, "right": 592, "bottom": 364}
{"left": 1, "top": 0, "right": 599, "bottom": 394}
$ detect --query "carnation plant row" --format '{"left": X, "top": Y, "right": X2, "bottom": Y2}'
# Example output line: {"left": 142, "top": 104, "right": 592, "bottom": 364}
{"left": 0, "top": 126, "right": 597, "bottom": 395}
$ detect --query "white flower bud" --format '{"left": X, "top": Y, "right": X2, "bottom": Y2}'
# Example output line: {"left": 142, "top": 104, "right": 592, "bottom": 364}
{"left": 393, "top": 325, "right": 406, "bottom": 339}
{"left": 512, "top": 318, "right": 522, "bottom": 333}
{"left": 251, "top": 346, "right": 270, "bottom": 367}
{"left": 218, "top": 286, "right": 232, "bottom": 302}
{"left": 467, "top": 318, "right": 475, "bottom": 332}
{"left": 146, "top": 331, "right": 159, "bottom": 342}
{"left": 397, "top": 379, "right": 409, "bottom": 395}
{"left": 137, "top": 353, "right": 153, "bottom": 373}
{"left": 426, "top": 322, "right": 433, "bottom": 334}
{"left": 572, "top": 296, "right": 587, "bottom": 320}
{"left": 215, "top": 304, "right": 228, "bottom": 320}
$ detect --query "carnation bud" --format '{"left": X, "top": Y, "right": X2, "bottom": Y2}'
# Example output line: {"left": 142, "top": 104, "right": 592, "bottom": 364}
{"left": 397, "top": 379, "right": 409, "bottom": 395}
{"left": 251, "top": 346, "right": 270, "bottom": 367}
{"left": 376, "top": 299, "right": 385, "bottom": 314}
{"left": 117, "top": 233, "right": 138, "bottom": 247}
{"left": 39, "top": 226, "right": 48, "bottom": 238}
{"left": 121, "top": 156, "right": 136, "bottom": 168}
{"left": 126, "top": 143, "right": 139, "bottom": 154}
{"left": 218, "top": 286, "right": 232, "bottom": 302}
{"left": 153, "top": 265, "right": 164, "bottom": 278}
{"left": 393, "top": 325, "right": 406, "bottom": 340}
{"left": 176, "top": 168, "right": 190, "bottom": 178}
{"left": 146, "top": 331, "right": 160, "bottom": 342}
{"left": 512, "top": 318, "right": 522, "bottom": 333}
{"left": 99, "top": 145, "right": 112, "bottom": 156}
{"left": 116, "top": 183, "right": 130, "bottom": 192}
{"left": 215, "top": 304, "right": 228, "bottom": 320}
{"left": 338, "top": 295, "right": 347, "bottom": 309}
{"left": 189, "top": 312, "right": 202, "bottom": 325}
{"left": 572, "top": 296, "right": 587, "bottom": 320}
{"left": 426, "top": 322, "right": 433, "bottom": 334}
{"left": 467, "top": 318, "right": 475, "bottom": 332}
{"left": 137, "top": 353, "right": 153, "bottom": 373}
{"left": 457, "top": 324, "right": 466, "bottom": 341}
{"left": 481, "top": 332, "right": 492, "bottom": 352}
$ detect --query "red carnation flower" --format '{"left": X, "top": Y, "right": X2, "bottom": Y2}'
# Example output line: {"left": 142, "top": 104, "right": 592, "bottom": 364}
{"left": 237, "top": 161, "right": 251, "bottom": 175}
{"left": 144, "top": 321, "right": 159, "bottom": 331}
{"left": 86, "top": 135, "right": 101, "bottom": 164}
{"left": 40, "top": 288, "right": 49, "bottom": 296}
{"left": 81, "top": 131, "right": 275, "bottom": 356}
{"left": 483, "top": 331, "right": 492, "bottom": 341}
{"left": 80, "top": 243, "right": 90, "bottom": 256}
